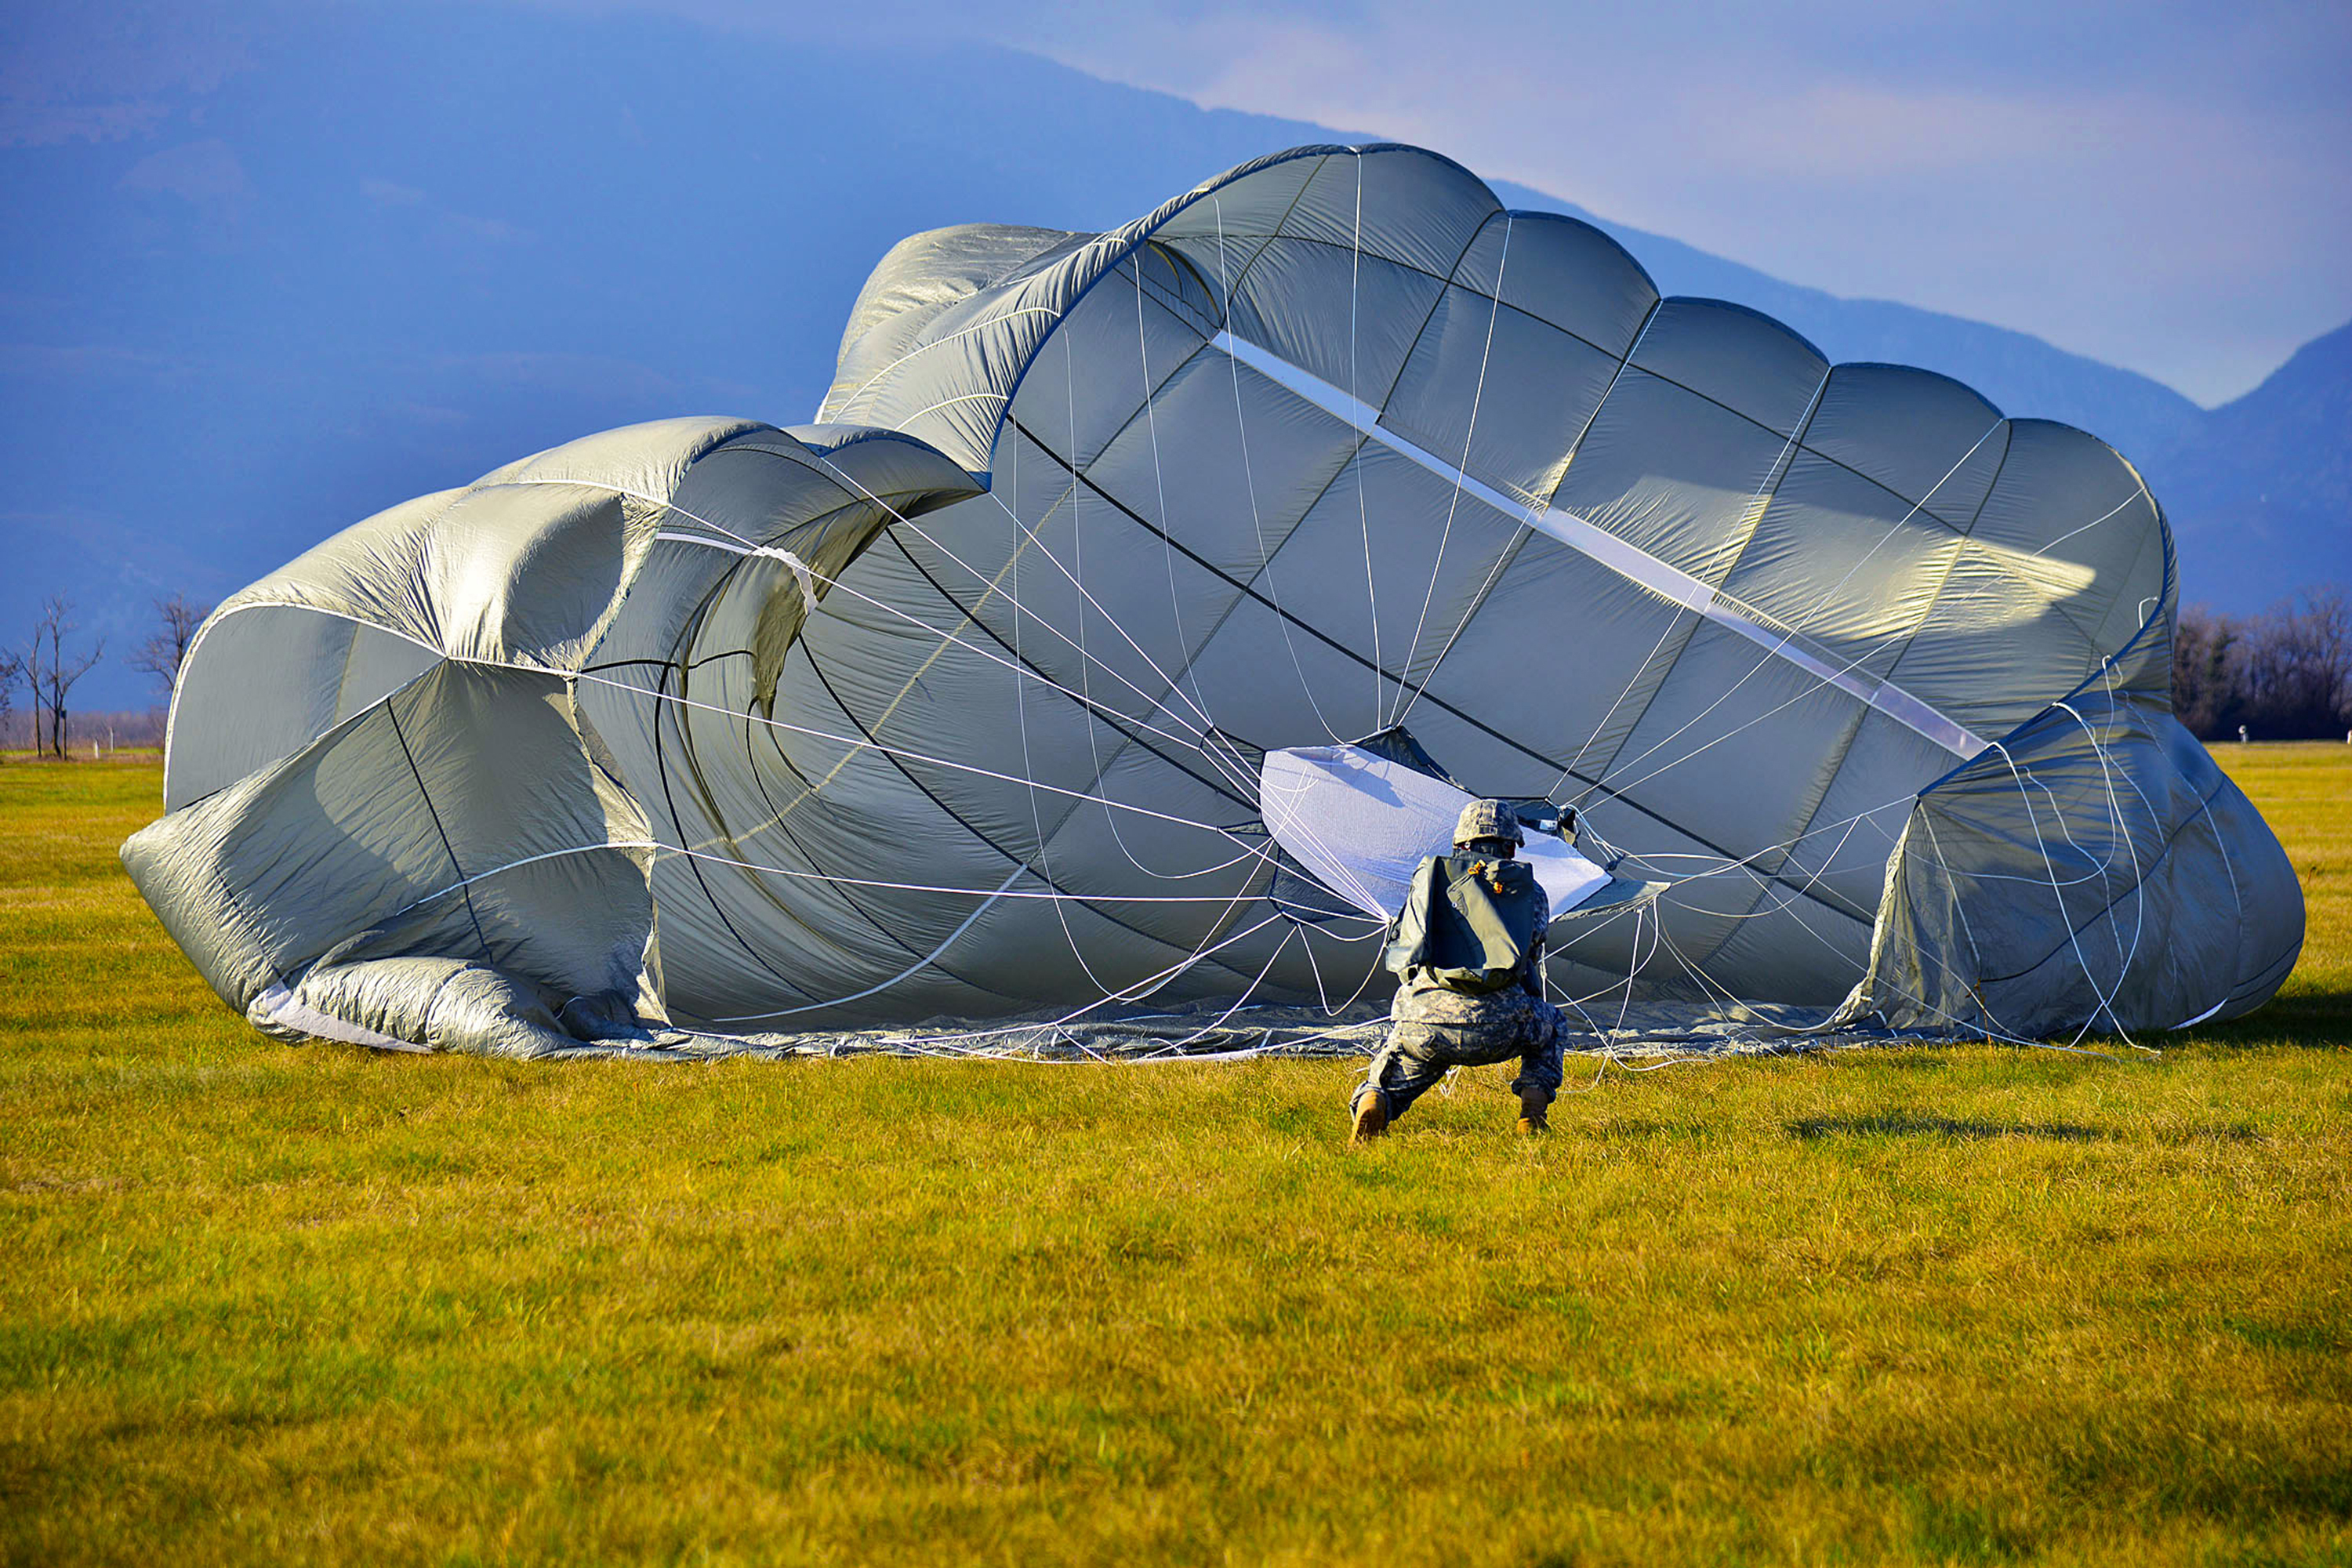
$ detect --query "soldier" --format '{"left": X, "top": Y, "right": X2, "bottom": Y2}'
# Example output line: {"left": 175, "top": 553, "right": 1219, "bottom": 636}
{"left": 1350, "top": 798, "right": 1566, "bottom": 1142}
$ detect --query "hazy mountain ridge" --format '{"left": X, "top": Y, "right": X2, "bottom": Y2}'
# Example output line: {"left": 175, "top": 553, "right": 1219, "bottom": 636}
{"left": 2145, "top": 321, "right": 2352, "bottom": 608}
{"left": 2, "top": 3, "right": 2339, "bottom": 710}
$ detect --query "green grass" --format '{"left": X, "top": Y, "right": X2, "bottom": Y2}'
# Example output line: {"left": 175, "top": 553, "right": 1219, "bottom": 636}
{"left": 2, "top": 747, "right": 2347, "bottom": 1566}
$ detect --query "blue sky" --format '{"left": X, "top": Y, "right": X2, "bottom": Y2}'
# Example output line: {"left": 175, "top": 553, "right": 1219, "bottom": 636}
{"left": 4, "top": 0, "right": 2347, "bottom": 402}
{"left": 564, "top": 0, "right": 2352, "bottom": 405}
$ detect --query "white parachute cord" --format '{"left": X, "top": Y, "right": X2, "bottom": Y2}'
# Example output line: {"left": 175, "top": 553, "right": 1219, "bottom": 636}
{"left": 1559, "top": 363, "right": 1835, "bottom": 806}
{"left": 365, "top": 837, "right": 1292, "bottom": 945}
{"left": 975, "top": 488, "right": 1259, "bottom": 797}
{"left": 510, "top": 470, "right": 1246, "bottom": 792}
{"left": 1213, "top": 191, "right": 1347, "bottom": 746}
{"left": 2045, "top": 698, "right": 2155, "bottom": 1051}
{"left": 1061, "top": 296, "right": 1226, "bottom": 881}
{"left": 1385, "top": 211, "right": 1512, "bottom": 731}
{"left": 1348, "top": 154, "right": 1387, "bottom": 728}
{"left": 1394, "top": 248, "right": 1672, "bottom": 743}
{"left": 2024, "top": 485, "right": 2151, "bottom": 562}
{"left": 571, "top": 666, "right": 1269, "bottom": 854}
{"left": 1137, "top": 245, "right": 1225, "bottom": 747}
{"left": 1548, "top": 612, "right": 1692, "bottom": 798}
{"left": 826, "top": 305, "right": 1068, "bottom": 416}
{"left": 1563, "top": 412, "right": 2004, "bottom": 811}
{"left": 1959, "top": 739, "right": 2132, "bottom": 1047}
{"left": 782, "top": 910, "right": 1299, "bottom": 1053}
{"left": 1009, "top": 489, "right": 1122, "bottom": 996}
{"left": 877, "top": 909, "right": 1294, "bottom": 1048}
{"left": 1646, "top": 797, "right": 1888, "bottom": 922}
{"left": 2055, "top": 691, "right": 2158, "bottom": 1033}
{"left": 680, "top": 436, "right": 1250, "bottom": 788}
{"left": 1127, "top": 927, "right": 1308, "bottom": 1056}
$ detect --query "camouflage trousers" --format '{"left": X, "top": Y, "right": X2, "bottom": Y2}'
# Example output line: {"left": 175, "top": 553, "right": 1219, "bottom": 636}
{"left": 1352, "top": 986, "right": 1566, "bottom": 1123}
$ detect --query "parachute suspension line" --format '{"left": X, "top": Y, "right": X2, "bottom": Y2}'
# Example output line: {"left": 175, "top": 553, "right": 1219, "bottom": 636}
{"left": 523, "top": 470, "right": 1241, "bottom": 790}
{"left": 912, "top": 316, "right": 1301, "bottom": 1016}
{"left": 1563, "top": 407, "right": 2003, "bottom": 818}
{"left": 684, "top": 447, "right": 1279, "bottom": 820}
{"left": 368, "top": 837, "right": 1291, "bottom": 948}
{"left": 2125, "top": 652, "right": 2249, "bottom": 1030}
{"left": 2059, "top": 695, "right": 2159, "bottom": 1052}
{"left": 1987, "top": 738, "right": 2132, "bottom": 1046}
{"left": 970, "top": 490, "right": 1254, "bottom": 791}
{"left": 1549, "top": 897, "right": 1660, "bottom": 1049}
{"left": 2015, "top": 698, "right": 2154, "bottom": 1052}
{"left": 1007, "top": 456, "right": 1121, "bottom": 1000}
{"left": 1392, "top": 249, "right": 1665, "bottom": 739}
{"left": 1348, "top": 153, "right": 1386, "bottom": 730}
{"left": 1213, "top": 191, "right": 1346, "bottom": 746}
{"left": 1519, "top": 297, "right": 1684, "bottom": 797}
{"left": 1563, "top": 363, "right": 1835, "bottom": 809}
{"left": 1136, "top": 245, "right": 1225, "bottom": 755}
{"left": 1874, "top": 810, "right": 2052, "bottom": 1051}
{"left": 1061, "top": 299, "right": 1209, "bottom": 883}
{"left": 1385, "top": 212, "right": 1513, "bottom": 732}
{"left": 709, "top": 859, "right": 1036, "bottom": 1025}
{"left": 691, "top": 438, "right": 1237, "bottom": 769}
{"left": 1640, "top": 796, "right": 1892, "bottom": 922}
{"left": 821, "top": 337, "right": 1388, "bottom": 1022}
{"left": 1124, "top": 926, "right": 1308, "bottom": 1057}
{"left": 1046, "top": 255, "right": 1258, "bottom": 878}
{"left": 1791, "top": 813, "right": 2128, "bottom": 1058}
{"left": 571, "top": 666, "right": 1270, "bottom": 859}
{"left": 2025, "top": 485, "right": 2151, "bottom": 562}
{"left": 1564, "top": 411, "right": 2009, "bottom": 815}
{"left": 827, "top": 305, "right": 1069, "bottom": 415}
{"left": 728, "top": 909, "right": 1298, "bottom": 1040}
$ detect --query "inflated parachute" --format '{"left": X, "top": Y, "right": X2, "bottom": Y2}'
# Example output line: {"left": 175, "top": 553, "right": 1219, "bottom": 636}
{"left": 124, "top": 143, "right": 2303, "bottom": 1058}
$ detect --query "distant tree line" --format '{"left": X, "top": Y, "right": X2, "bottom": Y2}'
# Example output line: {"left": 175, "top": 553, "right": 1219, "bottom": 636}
{"left": 3, "top": 593, "right": 208, "bottom": 760}
{"left": 2172, "top": 588, "right": 2352, "bottom": 741}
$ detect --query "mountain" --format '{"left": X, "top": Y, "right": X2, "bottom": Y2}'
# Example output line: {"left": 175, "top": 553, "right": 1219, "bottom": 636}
{"left": 2, "top": 3, "right": 2339, "bottom": 712}
{"left": 2138, "top": 321, "right": 2352, "bottom": 608}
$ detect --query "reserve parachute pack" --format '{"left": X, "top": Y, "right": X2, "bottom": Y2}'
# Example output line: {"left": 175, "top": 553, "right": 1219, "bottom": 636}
{"left": 1385, "top": 855, "right": 1547, "bottom": 996}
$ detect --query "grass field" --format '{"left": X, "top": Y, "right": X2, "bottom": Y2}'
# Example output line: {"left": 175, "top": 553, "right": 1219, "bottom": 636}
{"left": 2, "top": 746, "right": 2347, "bottom": 1566}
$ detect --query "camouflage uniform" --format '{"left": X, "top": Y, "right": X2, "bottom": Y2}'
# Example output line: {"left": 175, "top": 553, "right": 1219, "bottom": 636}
{"left": 1353, "top": 833, "right": 1564, "bottom": 1126}
{"left": 1359, "top": 978, "right": 1566, "bottom": 1121}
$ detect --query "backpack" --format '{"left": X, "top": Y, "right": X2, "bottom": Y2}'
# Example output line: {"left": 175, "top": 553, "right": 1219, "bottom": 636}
{"left": 1384, "top": 854, "right": 1545, "bottom": 994}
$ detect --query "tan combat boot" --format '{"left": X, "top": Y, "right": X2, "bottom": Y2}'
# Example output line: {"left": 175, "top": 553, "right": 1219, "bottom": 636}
{"left": 1351, "top": 1092, "right": 1389, "bottom": 1144}
{"left": 1515, "top": 1090, "right": 1549, "bottom": 1138}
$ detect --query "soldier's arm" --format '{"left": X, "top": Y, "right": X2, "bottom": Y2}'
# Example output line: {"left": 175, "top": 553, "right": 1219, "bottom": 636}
{"left": 1523, "top": 884, "right": 1550, "bottom": 999}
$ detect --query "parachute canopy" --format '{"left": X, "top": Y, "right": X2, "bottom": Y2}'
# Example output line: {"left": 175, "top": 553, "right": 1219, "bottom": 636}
{"left": 124, "top": 143, "right": 2303, "bottom": 1058}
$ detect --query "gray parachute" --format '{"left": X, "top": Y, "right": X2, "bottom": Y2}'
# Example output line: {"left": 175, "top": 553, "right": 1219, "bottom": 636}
{"left": 124, "top": 143, "right": 2303, "bottom": 1058}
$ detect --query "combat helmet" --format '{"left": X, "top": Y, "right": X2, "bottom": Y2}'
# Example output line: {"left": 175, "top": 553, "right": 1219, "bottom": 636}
{"left": 1452, "top": 798, "right": 1523, "bottom": 851}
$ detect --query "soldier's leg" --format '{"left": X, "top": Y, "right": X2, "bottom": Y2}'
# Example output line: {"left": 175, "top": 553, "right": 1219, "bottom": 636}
{"left": 1508, "top": 1000, "right": 1567, "bottom": 1133}
{"left": 1375, "top": 1043, "right": 1456, "bottom": 1123}
{"left": 1351, "top": 1025, "right": 1454, "bottom": 1137}
{"left": 1349, "top": 1036, "right": 1403, "bottom": 1140}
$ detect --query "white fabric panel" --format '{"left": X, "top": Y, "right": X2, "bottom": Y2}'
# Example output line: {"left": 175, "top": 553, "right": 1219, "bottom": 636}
{"left": 1260, "top": 744, "right": 1609, "bottom": 920}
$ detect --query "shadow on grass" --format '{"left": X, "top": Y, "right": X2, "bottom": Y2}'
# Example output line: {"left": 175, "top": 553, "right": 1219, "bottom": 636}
{"left": 1787, "top": 1113, "right": 2108, "bottom": 1143}
{"left": 2194, "top": 980, "right": 2352, "bottom": 1048}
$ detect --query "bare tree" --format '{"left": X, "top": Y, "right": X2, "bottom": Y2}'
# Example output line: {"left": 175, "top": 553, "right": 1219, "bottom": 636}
{"left": 15, "top": 636, "right": 42, "bottom": 753}
{"left": 129, "top": 593, "right": 212, "bottom": 699}
{"left": 2172, "top": 586, "right": 2352, "bottom": 740}
{"left": 0, "top": 648, "right": 18, "bottom": 760}
{"left": 2171, "top": 604, "right": 2239, "bottom": 738}
{"left": 25, "top": 597, "right": 105, "bottom": 758}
